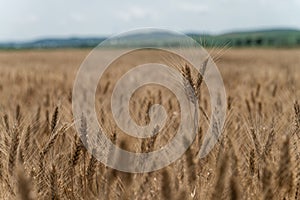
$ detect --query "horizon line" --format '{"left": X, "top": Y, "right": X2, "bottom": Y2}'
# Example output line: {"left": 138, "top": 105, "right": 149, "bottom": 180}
{"left": 1, "top": 27, "right": 299, "bottom": 44}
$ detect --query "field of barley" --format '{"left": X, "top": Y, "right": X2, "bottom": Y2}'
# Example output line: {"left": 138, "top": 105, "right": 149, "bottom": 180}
{"left": 0, "top": 48, "right": 300, "bottom": 199}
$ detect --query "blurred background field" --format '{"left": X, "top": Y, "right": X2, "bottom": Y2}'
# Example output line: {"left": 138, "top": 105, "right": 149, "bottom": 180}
{"left": 0, "top": 48, "right": 299, "bottom": 199}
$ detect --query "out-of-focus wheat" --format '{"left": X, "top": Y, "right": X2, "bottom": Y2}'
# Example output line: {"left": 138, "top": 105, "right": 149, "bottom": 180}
{"left": 0, "top": 48, "right": 299, "bottom": 199}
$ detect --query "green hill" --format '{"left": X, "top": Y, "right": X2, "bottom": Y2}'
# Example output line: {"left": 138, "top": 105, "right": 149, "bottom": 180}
{"left": 188, "top": 29, "right": 300, "bottom": 47}
{"left": 1, "top": 29, "right": 300, "bottom": 49}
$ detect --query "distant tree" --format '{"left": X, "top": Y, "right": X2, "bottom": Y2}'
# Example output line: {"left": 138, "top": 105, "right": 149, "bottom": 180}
{"left": 245, "top": 38, "right": 252, "bottom": 46}
{"left": 255, "top": 38, "right": 263, "bottom": 46}
{"left": 297, "top": 38, "right": 300, "bottom": 45}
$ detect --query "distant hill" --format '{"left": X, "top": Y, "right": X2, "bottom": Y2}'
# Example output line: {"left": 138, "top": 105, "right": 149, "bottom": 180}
{"left": 0, "top": 37, "right": 106, "bottom": 49}
{"left": 199, "top": 28, "right": 300, "bottom": 47}
{"left": 1, "top": 29, "right": 300, "bottom": 49}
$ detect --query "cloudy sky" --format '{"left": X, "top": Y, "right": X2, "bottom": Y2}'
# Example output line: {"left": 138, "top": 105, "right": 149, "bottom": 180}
{"left": 0, "top": 0, "right": 299, "bottom": 42}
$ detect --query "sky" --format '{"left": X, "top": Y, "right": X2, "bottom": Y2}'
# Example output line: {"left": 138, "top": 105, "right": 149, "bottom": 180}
{"left": 0, "top": 0, "right": 300, "bottom": 42}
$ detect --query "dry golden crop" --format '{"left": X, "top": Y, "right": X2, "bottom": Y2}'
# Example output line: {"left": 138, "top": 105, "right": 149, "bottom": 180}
{"left": 0, "top": 48, "right": 299, "bottom": 199}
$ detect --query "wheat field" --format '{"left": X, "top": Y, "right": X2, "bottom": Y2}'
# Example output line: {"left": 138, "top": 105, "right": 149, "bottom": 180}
{"left": 0, "top": 48, "right": 300, "bottom": 199}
